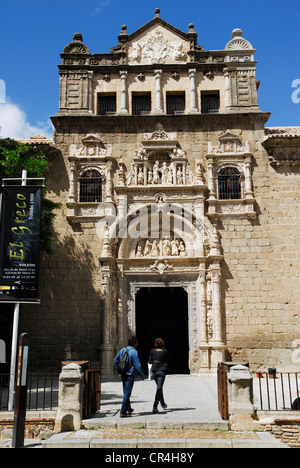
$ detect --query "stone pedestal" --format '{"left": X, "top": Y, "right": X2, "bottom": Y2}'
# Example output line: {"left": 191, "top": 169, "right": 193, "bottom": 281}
{"left": 54, "top": 363, "right": 83, "bottom": 432}
{"left": 227, "top": 365, "right": 256, "bottom": 430}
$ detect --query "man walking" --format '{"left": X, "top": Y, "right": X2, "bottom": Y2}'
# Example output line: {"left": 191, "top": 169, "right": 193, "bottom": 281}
{"left": 114, "top": 336, "right": 145, "bottom": 417}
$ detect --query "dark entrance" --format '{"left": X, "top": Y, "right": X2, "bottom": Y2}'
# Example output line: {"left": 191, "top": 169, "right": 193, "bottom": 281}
{"left": 136, "top": 287, "right": 189, "bottom": 374}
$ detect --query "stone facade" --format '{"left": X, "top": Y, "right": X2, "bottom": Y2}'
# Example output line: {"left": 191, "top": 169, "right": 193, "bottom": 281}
{"left": 19, "top": 10, "right": 300, "bottom": 375}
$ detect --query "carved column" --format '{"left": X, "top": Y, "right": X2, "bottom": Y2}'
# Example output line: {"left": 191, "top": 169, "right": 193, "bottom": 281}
{"left": 188, "top": 69, "right": 199, "bottom": 113}
{"left": 244, "top": 157, "right": 254, "bottom": 198}
{"left": 224, "top": 68, "right": 231, "bottom": 112}
{"left": 198, "top": 268, "right": 208, "bottom": 346}
{"left": 105, "top": 161, "right": 113, "bottom": 202}
{"left": 212, "top": 268, "right": 222, "bottom": 342}
{"left": 154, "top": 70, "right": 164, "bottom": 114}
{"left": 210, "top": 260, "right": 225, "bottom": 361}
{"left": 119, "top": 70, "right": 129, "bottom": 115}
{"left": 143, "top": 161, "right": 148, "bottom": 185}
{"left": 207, "top": 158, "right": 216, "bottom": 199}
{"left": 117, "top": 266, "right": 125, "bottom": 348}
{"left": 87, "top": 70, "right": 93, "bottom": 114}
{"left": 99, "top": 259, "right": 115, "bottom": 377}
{"left": 68, "top": 161, "right": 76, "bottom": 202}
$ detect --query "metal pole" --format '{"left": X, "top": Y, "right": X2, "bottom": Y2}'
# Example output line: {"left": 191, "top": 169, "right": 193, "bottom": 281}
{"left": 12, "top": 333, "right": 30, "bottom": 449}
{"left": 8, "top": 304, "right": 20, "bottom": 411}
{"left": 8, "top": 170, "right": 27, "bottom": 411}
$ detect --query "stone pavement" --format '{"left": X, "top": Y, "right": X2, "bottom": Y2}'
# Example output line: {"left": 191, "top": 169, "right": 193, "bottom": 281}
{"left": 0, "top": 375, "right": 290, "bottom": 448}
{"left": 83, "top": 374, "right": 227, "bottom": 429}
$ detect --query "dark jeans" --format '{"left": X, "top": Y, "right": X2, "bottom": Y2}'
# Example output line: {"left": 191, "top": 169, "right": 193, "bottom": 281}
{"left": 153, "top": 370, "right": 166, "bottom": 408}
{"left": 121, "top": 374, "right": 134, "bottom": 415}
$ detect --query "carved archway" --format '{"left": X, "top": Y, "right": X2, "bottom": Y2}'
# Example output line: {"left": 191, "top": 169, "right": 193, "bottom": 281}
{"left": 97, "top": 206, "right": 227, "bottom": 375}
{"left": 115, "top": 203, "right": 220, "bottom": 260}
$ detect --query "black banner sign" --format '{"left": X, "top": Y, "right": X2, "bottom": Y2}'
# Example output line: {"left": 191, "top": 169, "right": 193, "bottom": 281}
{"left": 0, "top": 187, "right": 42, "bottom": 302}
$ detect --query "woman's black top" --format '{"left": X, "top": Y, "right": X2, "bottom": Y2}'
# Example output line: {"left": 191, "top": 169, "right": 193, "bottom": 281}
{"left": 148, "top": 348, "right": 169, "bottom": 372}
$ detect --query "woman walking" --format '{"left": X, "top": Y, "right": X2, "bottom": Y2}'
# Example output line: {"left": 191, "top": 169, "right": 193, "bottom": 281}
{"left": 148, "top": 338, "right": 169, "bottom": 413}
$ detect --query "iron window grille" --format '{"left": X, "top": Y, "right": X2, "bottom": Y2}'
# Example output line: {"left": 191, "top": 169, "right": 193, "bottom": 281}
{"left": 166, "top": 94, "right": 185, "bottom": 115}
{"left": 132, "top": 94, "right": 151, "bottom": 116}
{"left": 201, "top": 93, "right": 220, "bottom": 114}
{"left": 79, "top": 170, "right": 103, "bottom": 203}
{"left": 98, "top": 95, "right": 116, "bottom": 116}
{"left": 218, "top": 167, "right": 241, "bottom": 200}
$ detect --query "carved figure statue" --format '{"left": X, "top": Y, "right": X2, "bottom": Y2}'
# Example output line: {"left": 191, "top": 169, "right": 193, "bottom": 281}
{"left": 177, "top": 166, "right": 183, "bottom": 185}
{"left": 137, "top": 167, "right": 144, "bottom": 185}
{"left": 126, "top": 163, "right": 135, "bottom": 186}
{"left": 162, "top": 237, "right": 171, "bottom": 257}
{"left": 179, "top": 241, "right": 187, "bottom": 257}
{"left": 161, "top": 162, "right": 169, "bottom": 185}
{"left": 167, "top": 163, "right": 174, "bottom": 184}
{"left": 152, "top": 161, "right": 160, "bottom": 184}
{"left": 143, "top": 239, "right": 152, "bottom": 257}
{"left": 136, "top": 244, "right": 143, "bottom": 257}
{"left": 150, "top": 240, "right": 160, "bottom": 257}
{"left": 148, "top": 169, "right": 153, "bottom": 184}
{"left": 171, "top": 239, "right": 179, "bottom": 256}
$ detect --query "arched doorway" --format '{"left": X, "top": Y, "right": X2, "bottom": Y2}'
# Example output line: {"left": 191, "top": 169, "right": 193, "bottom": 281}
{"left": 136, "top": 287, "right": 189, "bottom": 374}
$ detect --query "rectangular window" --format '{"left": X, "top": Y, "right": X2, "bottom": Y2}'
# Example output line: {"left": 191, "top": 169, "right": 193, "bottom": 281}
{"left": 132, "top": 93, "right": 151, "bottom": 116}
{"left": 166, "top": 93, "right": 185, "bottom": 115}
{"left": 218, "top": 168, "right": 241, "bottom": 200}
{"left": 201, "top": 92, "right": 220, "bottom": 114}
{"left": 98, "top": 94, "right": 116, "bottom": 116}
{"left": 79, "top": 171, "right": 103, "bottom": 203}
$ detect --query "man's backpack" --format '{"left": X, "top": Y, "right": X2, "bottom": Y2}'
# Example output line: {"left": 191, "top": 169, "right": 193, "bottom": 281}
{"left": 117, "top": 348, "right": 130, "bottom": 375}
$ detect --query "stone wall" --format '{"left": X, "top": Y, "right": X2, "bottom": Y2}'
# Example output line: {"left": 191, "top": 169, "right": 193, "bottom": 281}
{"left": 18, "top": 114, "right": 300, "bottom": 372}
{"left": 222, "top": 134, "right": 300, "bottom": 369}
{"left": 260, "top": 418, "right": 300, "bottom": 448}
{"left": 0, "top": 412, "right": 56, "bottom": 440}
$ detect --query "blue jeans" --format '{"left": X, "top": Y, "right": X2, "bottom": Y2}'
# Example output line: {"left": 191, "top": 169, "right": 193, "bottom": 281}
{"left": 153, "top": 371, "right": 166, "bottom": 408}
{"left": 121, "top": 374, "right": 134, "bottom": 415}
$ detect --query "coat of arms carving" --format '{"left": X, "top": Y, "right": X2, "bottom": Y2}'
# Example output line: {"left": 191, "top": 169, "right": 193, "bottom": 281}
{"left": 129, "top": 30, "right": 187, "bottom": 64}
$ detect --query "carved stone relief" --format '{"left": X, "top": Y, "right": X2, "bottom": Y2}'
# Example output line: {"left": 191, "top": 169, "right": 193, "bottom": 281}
{"left": 135, "top": 237, "right": 187, "bottom": 258}
{"left": 128, "top": 29, "right": 188, "bottom": 64}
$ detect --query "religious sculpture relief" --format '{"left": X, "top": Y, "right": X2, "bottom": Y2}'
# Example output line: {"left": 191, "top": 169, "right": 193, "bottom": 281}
{"left": 126, "top": 158, "right": 197, "bottom": 187}
{"left": 135, "top": 237, "right": 187, "bottom": 258}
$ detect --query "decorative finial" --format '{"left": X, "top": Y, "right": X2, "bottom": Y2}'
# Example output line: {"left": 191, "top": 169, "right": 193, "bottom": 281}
{"left": 232, "top": 28, "right": 243, "bottom": 38}
{"left": 155, "top": 8, "right": 161, "bottom": 18}
{"left": 120, "top": 24, "right": 128, "bottom": 36}
{"left": 73, "top": 33, "right": 83, "bottom": 42}
{"left": 188, "top": 23, "right": 196, "bottom": 34}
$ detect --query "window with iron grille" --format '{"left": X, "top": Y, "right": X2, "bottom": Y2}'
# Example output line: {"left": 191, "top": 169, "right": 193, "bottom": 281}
{"left": 79, "top": 170, "right": 103, "bottom": 203}
{"left": 218, "top": 167, "right": 241, "bottom": 200}
{"left": 201, "top": 92, "right": 220, "bottom": 114}
{"left": 166, "top": 93, "right": 185, "bottom": 115}
{"left": 132, "top": 94, "right": 151, "bottom": 115}
{"left": 98, "top": 95, "right": 116, "bottom": 116}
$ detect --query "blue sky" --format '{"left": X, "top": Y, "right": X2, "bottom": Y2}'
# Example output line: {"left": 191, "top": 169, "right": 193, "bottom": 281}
{"left": 0, "top": 0, "right": 299, "bottom": 138}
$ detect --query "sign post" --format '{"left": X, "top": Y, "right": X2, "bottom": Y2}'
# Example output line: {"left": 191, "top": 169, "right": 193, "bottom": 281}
{"left": 0, "top": 170, "right": 44, "bottom": 410}
{"left": 12, "top": 333, "right": 30, "bottom": 449}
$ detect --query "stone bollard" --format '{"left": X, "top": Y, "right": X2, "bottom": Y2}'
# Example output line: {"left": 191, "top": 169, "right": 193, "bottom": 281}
{"left": 227, "top": 365, "right": 256, "bottom": 431}
{"left": 54, "top": 363, "right": 83, "bottom": 432}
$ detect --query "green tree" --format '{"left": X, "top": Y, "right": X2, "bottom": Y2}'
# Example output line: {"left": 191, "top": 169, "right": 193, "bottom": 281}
{"left": 0, "top": 138, "right": 60, "bottom": 253}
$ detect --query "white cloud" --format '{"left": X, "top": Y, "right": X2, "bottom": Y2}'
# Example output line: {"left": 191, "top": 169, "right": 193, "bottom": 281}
{"left": 90, "top": 0, "right": 113, "bottom": 16}
{"left": 0, "top": 99, "right": 53, "bottom": 140}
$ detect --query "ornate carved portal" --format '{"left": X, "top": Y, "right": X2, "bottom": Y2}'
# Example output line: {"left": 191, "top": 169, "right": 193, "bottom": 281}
{"left": 99, "top": 209, "right": 226, "bottom": 376}
{"left": 98, "top": 125, "right": 228, "bottom": 376}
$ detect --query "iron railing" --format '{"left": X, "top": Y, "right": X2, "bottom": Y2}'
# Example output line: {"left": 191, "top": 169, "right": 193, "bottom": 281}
{"left": 0, "top": 373, "right": 59, "bottom": 411}
{"left": 254, "top": 372, "right": 300, "bottom": 411}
